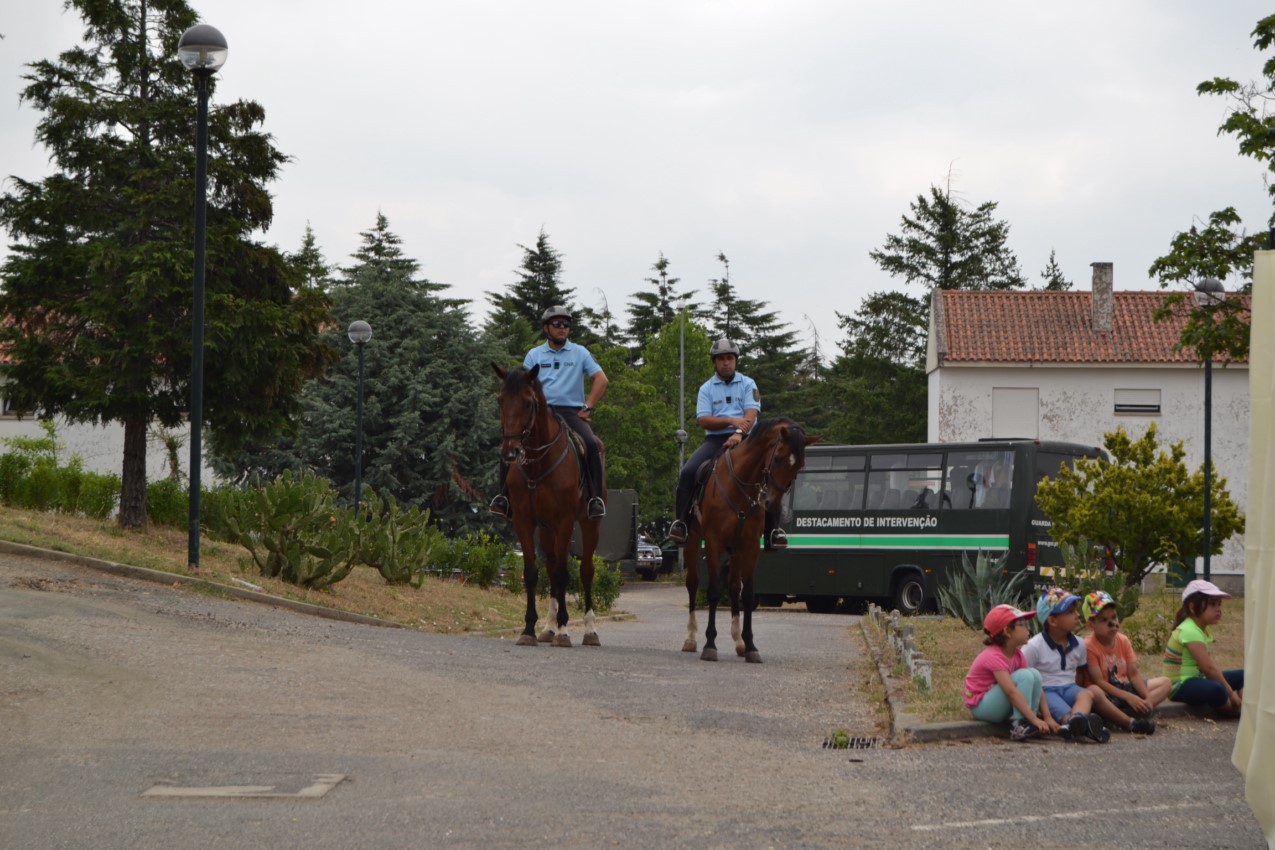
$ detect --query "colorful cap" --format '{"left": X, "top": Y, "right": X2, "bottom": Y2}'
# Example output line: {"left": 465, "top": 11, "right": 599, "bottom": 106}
{"left": 983, "top": 604, "right": 1035, "bottom": 637}
{"left": 1182, "top": 578, "right": 1232, "bottom": 601}
{"left": 1036, "top": 586, "right": 1081, "bottom": 624}
{"left": 1081, "top": 590, "right": 1116, "bottom": 621}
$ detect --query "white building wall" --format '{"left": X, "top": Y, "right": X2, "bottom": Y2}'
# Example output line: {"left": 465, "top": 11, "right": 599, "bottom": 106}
{"left": 0, "top": 414, "right": 218, "bottom": 486}
{"left": 928, "top": 363, "right": 1249, "bottom": 574}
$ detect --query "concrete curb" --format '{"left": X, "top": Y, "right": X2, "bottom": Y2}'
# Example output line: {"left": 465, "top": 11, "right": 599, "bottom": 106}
{"left": 858, "top": 618, "right": 1191, "bottom": 744}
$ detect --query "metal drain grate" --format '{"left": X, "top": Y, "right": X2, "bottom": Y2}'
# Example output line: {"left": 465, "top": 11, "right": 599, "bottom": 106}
{"left": 822, "top": 735, "right": 883, "bottom": 750}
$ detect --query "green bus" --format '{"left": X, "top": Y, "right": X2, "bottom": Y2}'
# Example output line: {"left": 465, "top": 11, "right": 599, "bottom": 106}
{"left": 754, "top": 439, "right": 1106, "bottom": 614}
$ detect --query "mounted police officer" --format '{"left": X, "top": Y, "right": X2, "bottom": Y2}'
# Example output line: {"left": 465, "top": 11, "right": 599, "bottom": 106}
{"left": 668, "top": 338, "right": 787, "bottom": 550}
{"left": 490, "top": 305, "right": 609, "bottom": 520}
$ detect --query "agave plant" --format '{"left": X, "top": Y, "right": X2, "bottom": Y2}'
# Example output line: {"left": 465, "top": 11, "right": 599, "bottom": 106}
{"left": 936, "top": 549, "right": 1033, "bottom": 629}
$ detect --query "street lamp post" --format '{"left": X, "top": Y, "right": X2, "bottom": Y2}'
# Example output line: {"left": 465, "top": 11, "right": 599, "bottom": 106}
{"left": 1194, "top": 277, "right": 1225, "bottom": 580}
{"left": 676, "top": 301, "right": 687, "bottom": 471}
{"left": 348, "top": 321, "right": 372, "bottom": 517}
{"left": 177, "top": 24, "right": 228, "bottom": 570}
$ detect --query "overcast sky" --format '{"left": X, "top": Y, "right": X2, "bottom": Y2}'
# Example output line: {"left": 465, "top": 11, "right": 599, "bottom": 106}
{"left": 2, "top": 1, "right": 1272, "bottom": 356}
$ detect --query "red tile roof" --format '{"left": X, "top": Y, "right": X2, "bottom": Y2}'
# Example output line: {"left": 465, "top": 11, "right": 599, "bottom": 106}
{"left": 933, "top": 290, "right": 1250, "bottom": 365}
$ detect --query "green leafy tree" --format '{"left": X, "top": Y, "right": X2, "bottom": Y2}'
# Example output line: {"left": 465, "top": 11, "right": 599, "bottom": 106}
{"left": 1037, "top": 249, "right": 1073, "bottom": 291}
{"left": 1034, "top": 423, "right": 1245, "bottom": 589}
{"left": 0, "top": 0, "right": 330, "bottom": 529}
{"left": 1148, "top": 208, "right": 1257, "bottom": 364}
{"left": 483, "top": 228, "right": 599, "bottom": 355}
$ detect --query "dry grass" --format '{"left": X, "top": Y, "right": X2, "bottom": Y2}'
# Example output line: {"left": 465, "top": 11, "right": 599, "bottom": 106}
{"left": 893, "top": 593, "right": 1248, "bottom": 724}
{"left": 0, "top": 505, "right": 538, "bottom": 634}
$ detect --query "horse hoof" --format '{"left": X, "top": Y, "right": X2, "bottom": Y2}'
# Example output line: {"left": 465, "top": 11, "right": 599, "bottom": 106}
{"left": 745, "top": 651, "right": 763, "bottom": 664}
{"left": 700, "top": 648, "right": 718, "bottom": 662}
{"left": 537, "top": 630, "right": 554, "bottom": 643}
{"left": 553, "top": 633, "right": 573, "bottom": 648}
{"left": 736, "top": 645, "right": 746, "bottom": 657}
{"left": 516, "top": 634, "right": 538, "bottom": 647}
{"left": 681, "top": 640, "right": 697, "bottom": 653}
{"left": 582, "top": 633, "right": 601, "bottom": 647}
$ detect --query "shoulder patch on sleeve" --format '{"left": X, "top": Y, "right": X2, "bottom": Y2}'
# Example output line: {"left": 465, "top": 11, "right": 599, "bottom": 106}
{"left": 752, "top": 388, "right": 760, "bottom": 401}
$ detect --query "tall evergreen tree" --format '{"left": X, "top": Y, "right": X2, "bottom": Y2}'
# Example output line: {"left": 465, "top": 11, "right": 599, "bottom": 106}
{"left": 1037, "top": 249, "right": 1073, "bottom": 291}
{"left": 484, "top": 228, "right": 599, "bottom": 357}
{"left": 0, "top": 0, "right": 330, "bottom": 528}
{"left": 213, "top": 220, "right": 501, "bottom": 534}
{"left": 625, "top": 252, "right": 697, "bottom": 347}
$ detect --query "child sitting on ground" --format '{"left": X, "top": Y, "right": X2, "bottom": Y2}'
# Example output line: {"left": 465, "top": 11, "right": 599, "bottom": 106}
{"left": 1023, "top": 587, "right": 1110, "bottom": 743}
{"left": 964, "top": 604, "right": 1051, "bottom": 741}
{"left": 1164, "top": 579, "right": 1244, "bottom": 716}
{"left": 1081, "top": 590, "right": 1169, "bottom": 734}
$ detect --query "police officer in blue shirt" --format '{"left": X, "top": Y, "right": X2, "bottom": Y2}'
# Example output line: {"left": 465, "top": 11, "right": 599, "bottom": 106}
{"left": 490, "top": 305, "right": 609, "bottom": 519}
{"left": 668, "top": 338, "right": 787, "bottom": 550}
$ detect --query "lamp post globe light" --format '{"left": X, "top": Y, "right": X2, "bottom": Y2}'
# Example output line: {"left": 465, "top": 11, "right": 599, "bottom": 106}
{"left": 1193, "top": 277, "right": 1225, "bottom": 580}
{"left": 177, "top": 23, "right": 227, "bottom": 570}
{"left": 348, "top": 321, "right": 373, "bottom": 518}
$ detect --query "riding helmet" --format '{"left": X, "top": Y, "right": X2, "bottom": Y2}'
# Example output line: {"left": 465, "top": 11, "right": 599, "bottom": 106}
{"left": 708, "top": 338, "right": 740, "bottom": 358}
{"left": 541, "top": 305, "right": 572, "bottom": 323}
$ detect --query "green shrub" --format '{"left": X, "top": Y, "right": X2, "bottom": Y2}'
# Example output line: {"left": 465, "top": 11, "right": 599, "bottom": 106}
{"left": 936, "top": 549, "right": 1033, "bottom": 629}
{"left": 358, "top": 495, "right": 445, "bottom": 587}
{"left": 433, "top": 531, "right": 515, "bottom": 589}
{"left": 223, "top": 470, "right": 357, "bottom": 589}
{"left": 147, "top": 478, "right": 188, "bottom": 528}
{"left": 1055, "top": 536, "right": 1142, "bottom": 619}
{"left": 71, "top": 471, "right": 120, "bottom": 520}
{"left": 201, "top": 484, "right": 253, "bottom": 543}
{"left": 1122, "top": 591, "right": 1179, "bottom": 658}
{"left": 0, "top": 452, "right": 31, "bottom": 503}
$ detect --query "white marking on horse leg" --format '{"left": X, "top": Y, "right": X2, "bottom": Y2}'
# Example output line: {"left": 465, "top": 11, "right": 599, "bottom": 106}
{"left": 584, "top": 608, "right": 596, "bottom": 636}
{"left": 682, "top": 610, "right": 698, "bottom": 652}
{"left": 732, "top": 612, "right": 745, "bottom": 656}
{"left": 538, "top": 597, "right": 558, "bottom": 642}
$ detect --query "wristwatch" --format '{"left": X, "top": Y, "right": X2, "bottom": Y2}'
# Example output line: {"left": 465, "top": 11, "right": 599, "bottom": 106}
{"left": 581, "top": 405, "right": 593, "bottom": 413}
{"left": 734, "top": 428, "right": 745, "bottom": 435}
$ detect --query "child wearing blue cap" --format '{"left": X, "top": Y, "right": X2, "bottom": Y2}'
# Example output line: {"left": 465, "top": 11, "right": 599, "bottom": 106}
{"left": 1023, "top": 586, "right": 1110, "bottom": 743}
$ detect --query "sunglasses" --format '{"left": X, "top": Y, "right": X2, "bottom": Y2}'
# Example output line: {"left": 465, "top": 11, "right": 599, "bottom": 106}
{"left": 548, "top": 320, "right": 571, "bottom": 329}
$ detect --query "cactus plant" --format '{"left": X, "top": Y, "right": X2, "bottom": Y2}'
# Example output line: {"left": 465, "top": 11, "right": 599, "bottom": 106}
{"left": 935, "top": 549, "right": 1033, "bottom": 629}
{"left": 358, "top": 494, "right": 443, "bottom": 587}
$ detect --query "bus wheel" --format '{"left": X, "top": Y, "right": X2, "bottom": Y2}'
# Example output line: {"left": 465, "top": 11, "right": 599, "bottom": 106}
{"left": 891, "top": 576, "right": 924, "bottom": 616}
{"left": 805, "top": 597, "right": 837, "bottom": 614}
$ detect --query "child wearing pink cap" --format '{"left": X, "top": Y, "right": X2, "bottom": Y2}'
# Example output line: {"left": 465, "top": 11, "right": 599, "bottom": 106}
{"left": 1164, "top": 579, "right": 1244, "bottom": 715}
{"left": 964, "top": 604, "right": 1050, "bottom": 741}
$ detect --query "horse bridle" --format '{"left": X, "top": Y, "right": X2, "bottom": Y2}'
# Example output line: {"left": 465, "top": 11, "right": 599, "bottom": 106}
{"left": 501, "top": 388, "right": 571, "bottom": 488}
{"left": 714, "top": 431, "right": 794, "bottom": 522}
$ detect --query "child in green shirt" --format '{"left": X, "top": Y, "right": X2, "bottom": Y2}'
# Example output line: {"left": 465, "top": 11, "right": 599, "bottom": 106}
{"left": 1164, "top": 579, "right": 1243, "bottom": 715}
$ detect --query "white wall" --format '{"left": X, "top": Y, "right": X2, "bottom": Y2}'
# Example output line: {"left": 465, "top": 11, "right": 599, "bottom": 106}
{"left": 0, "top": 414, "right": 218, "bottom": 486}
{"left": 928, "top": 363, "right": 1250, "bottom": 574}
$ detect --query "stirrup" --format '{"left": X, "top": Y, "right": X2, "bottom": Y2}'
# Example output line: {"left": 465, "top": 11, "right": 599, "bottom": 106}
{"left": 587, "top": 497, "right": 606, "bottom": 519}
{"left": 668, "top": 519, "right": 688, "bottom": 544}
{"left": 766, "top": 528, "right": 788, "bottom": 551}
{"left": 489, "top": 494, "right": 510, "bottom": 517}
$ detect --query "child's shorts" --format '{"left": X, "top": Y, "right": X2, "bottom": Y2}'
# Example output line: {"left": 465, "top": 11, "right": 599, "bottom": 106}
{"left": 1043, "top": 683, "right": 1086, "bottom": 720}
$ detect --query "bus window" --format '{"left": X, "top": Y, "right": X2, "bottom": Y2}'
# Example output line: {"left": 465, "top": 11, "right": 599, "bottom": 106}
{"left": 945, "top": 450, "right": 1014, "bottom": 510}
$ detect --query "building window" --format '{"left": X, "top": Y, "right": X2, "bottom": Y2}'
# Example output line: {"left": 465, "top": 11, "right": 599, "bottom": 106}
{"left": 1114, "top": 388, "right": 1161, "bottom": 415}
{"left": 991, "top": 387, "right": 1039, "bottom": 439}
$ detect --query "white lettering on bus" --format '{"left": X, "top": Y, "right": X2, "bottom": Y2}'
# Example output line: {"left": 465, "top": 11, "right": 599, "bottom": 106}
{"left": 795, "top": 515, "right": 939, "bottom": 530}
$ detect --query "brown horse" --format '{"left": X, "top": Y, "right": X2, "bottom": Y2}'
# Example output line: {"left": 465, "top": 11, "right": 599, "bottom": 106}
{"left": 493, "top": 363, "right": 604, "bottom": 647}
{"left": 682, "top": 417, "right": 817, "bottom": 663}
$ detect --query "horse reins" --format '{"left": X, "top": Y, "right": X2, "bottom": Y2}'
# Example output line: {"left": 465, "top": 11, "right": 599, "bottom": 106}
{"left": 710, "top": 431, "right": 791, "bottom": 550}
{"left": 502, "top": 390, "right": 574, "bottom": 524}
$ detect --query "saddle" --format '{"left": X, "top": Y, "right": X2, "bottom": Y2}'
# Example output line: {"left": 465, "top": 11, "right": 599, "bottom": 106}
{"left": 555, "top": 413, "right": 589, "bottom": 493}
{"left": 688, "top": 456, "right": 719, "bottom": 521}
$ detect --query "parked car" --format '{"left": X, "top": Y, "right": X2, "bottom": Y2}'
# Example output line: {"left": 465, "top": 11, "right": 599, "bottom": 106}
{"left": 636, "top": 535, "right": 662, "bottom": 580}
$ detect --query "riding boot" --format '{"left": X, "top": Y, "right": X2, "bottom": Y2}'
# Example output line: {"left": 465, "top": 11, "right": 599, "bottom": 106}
{"left": 585, "top": 454, "right": 606, "bottom": 519}
{"left": 587, "top": 495, "right": 606, "bottom": 519}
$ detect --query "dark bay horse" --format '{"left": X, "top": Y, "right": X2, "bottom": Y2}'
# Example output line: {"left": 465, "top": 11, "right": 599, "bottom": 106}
{"left": 493, "top": 363, "right": 604, "bottom": 647}
{"left": 682, "top": 417, "right": 817, "bottom": 662}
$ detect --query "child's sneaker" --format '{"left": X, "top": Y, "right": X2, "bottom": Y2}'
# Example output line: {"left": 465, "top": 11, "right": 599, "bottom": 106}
{"left": 1065, "top": 714, "right": 1088, "bottom": 741}
{"left": 1084, "top": 713, "right": 1109, "bottom": 743}
{"left": 1129, "top": 715, "right": 1156, "bottom": 735}
{"left": 1009, "top": 720, "right": 1039, "bottom": 741}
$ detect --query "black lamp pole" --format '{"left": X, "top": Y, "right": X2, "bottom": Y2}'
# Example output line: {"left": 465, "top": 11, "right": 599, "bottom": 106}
{"left": 177, "top": 24, "right": 227, "bottom": 570}
{"left": 348, "top": 321, "right": 372, "bottom": 517}
{"left": 1194, "top": 277, "right": 1225, "bottom": 581}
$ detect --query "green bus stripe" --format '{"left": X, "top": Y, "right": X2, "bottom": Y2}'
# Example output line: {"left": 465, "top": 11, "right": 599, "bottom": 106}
{"left": 789, "top": 534, "right": 1009, "bottom": 549}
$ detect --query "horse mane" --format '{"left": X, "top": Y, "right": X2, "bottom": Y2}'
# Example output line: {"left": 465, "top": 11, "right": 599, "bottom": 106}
{"left": 746, "top": 416, "right": 808, "bottom": 465}
{"left": 502, "top": 365, "right": 541, "bottom": 396}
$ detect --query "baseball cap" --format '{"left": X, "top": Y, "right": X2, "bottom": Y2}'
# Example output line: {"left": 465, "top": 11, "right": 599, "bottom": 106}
{"left": 1081, "top": 590, "right": 1116, "bottom": 621}
{"left": 1036, "top": 586, "right": 1081, "bottom": 624}
{"left": 1181, "top": 578, "right": 1232, "bottom": 601}
{"left": 983, "top": 604, "right": 1035, "bottom": 637}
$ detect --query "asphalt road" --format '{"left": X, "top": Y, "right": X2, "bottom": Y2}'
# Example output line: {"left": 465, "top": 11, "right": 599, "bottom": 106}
{"left": 0, "top": 550, "right": 1265, "bottom": 849}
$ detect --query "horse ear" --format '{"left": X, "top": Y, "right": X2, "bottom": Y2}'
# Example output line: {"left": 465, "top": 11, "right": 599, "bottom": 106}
{"left": 492, "top": 363, "right": 507, "bottom": 379}
{"left": 804, "top": 434, "right": 822, "bottom": 447}
{"left": 527, "top": 363, "right": 541, "bottom": 382}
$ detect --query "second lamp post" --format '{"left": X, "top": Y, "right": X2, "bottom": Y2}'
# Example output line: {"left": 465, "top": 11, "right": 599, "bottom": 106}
{"left": 348, "top": 320, "right": 372, "bottom": 517}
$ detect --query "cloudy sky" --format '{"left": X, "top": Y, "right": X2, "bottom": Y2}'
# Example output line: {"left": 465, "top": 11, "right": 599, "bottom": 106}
{"left": 2, "top": 1, "right": 1271, "bottom": 355}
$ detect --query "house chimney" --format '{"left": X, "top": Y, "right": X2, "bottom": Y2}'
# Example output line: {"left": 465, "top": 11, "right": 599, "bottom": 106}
{"left": 1091, "top": 262, "right": 1113, "bottom": 333}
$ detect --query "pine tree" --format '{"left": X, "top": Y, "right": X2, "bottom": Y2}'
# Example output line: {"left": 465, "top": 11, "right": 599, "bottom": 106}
{"left": 625, "top": 252, "right": 697, "bottom": 347}
{"left": 1038, "top": 249, "right": 1073, "bottom": 291}
{"left": 0, "top": 0, "right": 330, "bottom": 528}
